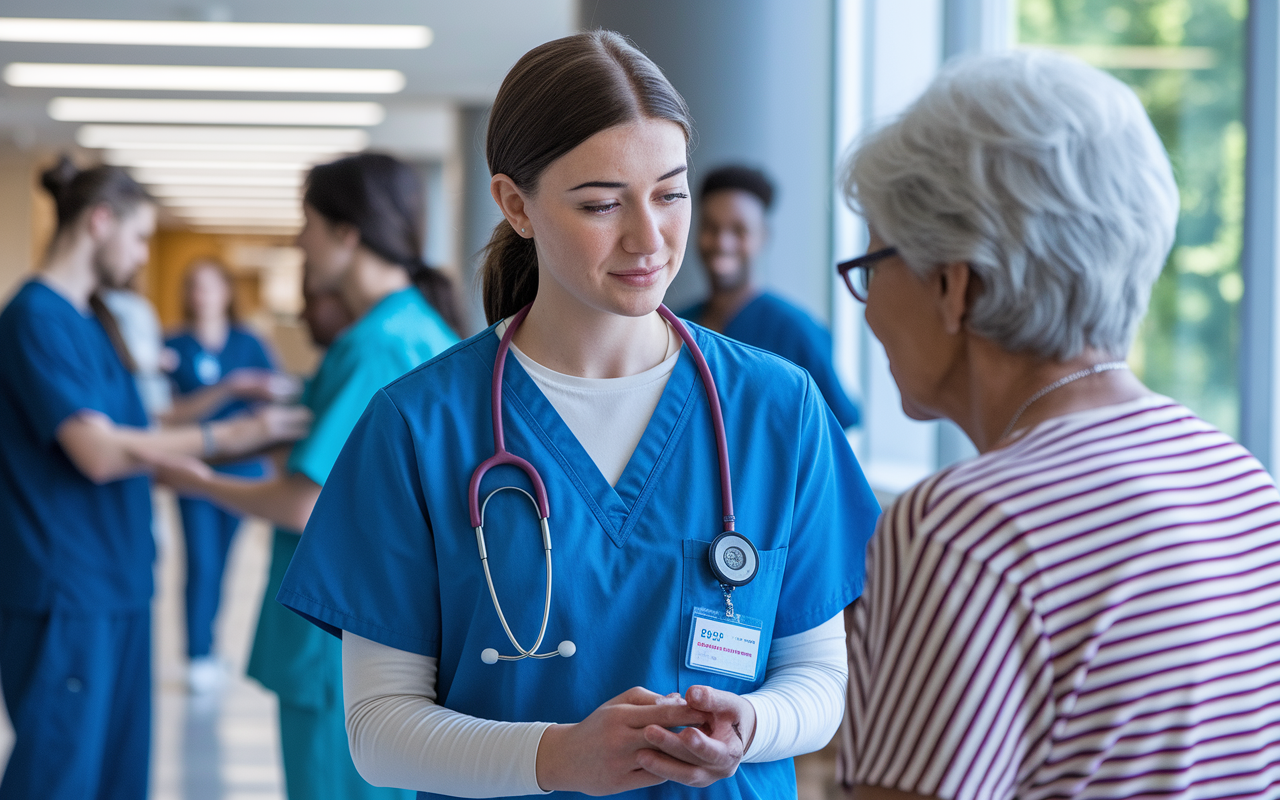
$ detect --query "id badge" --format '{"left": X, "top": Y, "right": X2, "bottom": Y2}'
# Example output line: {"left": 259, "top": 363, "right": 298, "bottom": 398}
{"left": 686, "top": 607, "right": 763, "bottom": 681}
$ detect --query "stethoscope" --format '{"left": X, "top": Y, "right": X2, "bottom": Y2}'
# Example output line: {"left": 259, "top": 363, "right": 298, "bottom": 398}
{"left": 469, "top": 303, "right": 759, "bottom": 665}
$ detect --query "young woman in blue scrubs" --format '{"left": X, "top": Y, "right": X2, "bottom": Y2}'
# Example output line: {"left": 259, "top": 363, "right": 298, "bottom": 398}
{"left": 153, "top": 153, "right": 463, "bottom": 800}
{"left": 0, "top": 160, "right": 308, "bottom": 800}
{"left": 276, "top": 32, "right": 881, "bottom": 799}
{"left": 165, "top": 257, "right": 281, "bottom": 690}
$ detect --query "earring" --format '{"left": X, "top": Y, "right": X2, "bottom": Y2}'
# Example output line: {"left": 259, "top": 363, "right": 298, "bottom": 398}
{"left": 521, "top": 227, "right": 526, "bottom": 235}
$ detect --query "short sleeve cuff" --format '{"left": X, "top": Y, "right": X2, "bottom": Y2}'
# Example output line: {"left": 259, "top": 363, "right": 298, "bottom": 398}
{"left": 276, "top": 585, "right": 440, "bottom": 656}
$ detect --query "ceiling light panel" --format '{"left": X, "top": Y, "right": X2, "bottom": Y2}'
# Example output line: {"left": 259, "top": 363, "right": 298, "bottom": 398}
{"left": 160, "top": 196, "right": 300, "bottom": 208}
{"left": 105, "top": 149, "right": 334, "bottom": 166}
{"left": 7, "top": 64, "right": 405, "bottom": 94}
{"left": 177, "top": 209, "right": 303, "bottom": 221}
{"left": 77, "top": 125, "right": 368, "bottom": 151}
{"left": 189, "top": 226, "right": 300, "bottom": 235}
{"left": 183, "top": 219, "right": 303, "bottom": 230}
{"left": 0, "top": 18, "right": 431, "bottom": 49}
{"left": 49, "top": 98, "right": 385, "bottom": 126}
{"left": 131, "top": 170, "right": 303, "bottom": 186}
{"left": 114, "top": 157, "right": 311, "bottom": 171}
{"left": 186, "top": 222, "right": 301, "bottom": 232}
{"left": 145, "top": 184, "right": 302, "bottom": 199}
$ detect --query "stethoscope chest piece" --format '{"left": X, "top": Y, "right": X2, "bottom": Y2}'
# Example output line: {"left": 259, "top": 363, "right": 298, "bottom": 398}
{"left": 709, "top": 530, "right": 758, "bottom": 587}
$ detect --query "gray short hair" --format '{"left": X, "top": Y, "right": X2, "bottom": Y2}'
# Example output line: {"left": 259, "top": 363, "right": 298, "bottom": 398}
{"left": 842, "top": 49, "right": 1179, "bottom": 360}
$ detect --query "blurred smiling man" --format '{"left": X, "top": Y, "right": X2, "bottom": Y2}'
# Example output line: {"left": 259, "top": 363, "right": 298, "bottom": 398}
{"left": 682, "top": 165, "right": 860, "bottom": 428}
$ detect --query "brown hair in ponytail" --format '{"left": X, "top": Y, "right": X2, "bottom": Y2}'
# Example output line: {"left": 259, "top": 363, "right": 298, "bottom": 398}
{"left": 40, "top": 155, "right": 152, "bottom": 238}
{"left": 480, "top": 30, "right": 694, "bottom": 324}
{"left": 305, "top": 153, "right": 466, "bottom": 337}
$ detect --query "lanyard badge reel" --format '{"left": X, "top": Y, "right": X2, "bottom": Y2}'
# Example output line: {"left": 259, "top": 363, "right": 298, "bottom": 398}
{"left": 686, "top": 528, "right": 765, "bottom": 682}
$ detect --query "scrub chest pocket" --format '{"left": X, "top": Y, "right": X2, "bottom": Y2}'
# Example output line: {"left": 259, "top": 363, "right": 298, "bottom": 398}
{"left": 678, "top": 539, "right": 787, "bottom": 693}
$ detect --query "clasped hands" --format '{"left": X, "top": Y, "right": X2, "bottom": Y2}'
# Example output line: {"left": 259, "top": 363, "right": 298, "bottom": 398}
{"left": 535, "top": 685, "right": 756, "bottom": 796}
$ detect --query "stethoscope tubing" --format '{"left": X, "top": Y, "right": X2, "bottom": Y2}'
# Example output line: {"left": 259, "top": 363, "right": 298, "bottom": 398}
{"left": 468, "top": 304, "right": 550, "bottom": 527}
{"left": 477, "top": 488, "right": 556, "bottom": 661}
{"left": 655, "top": 305, "right": 736, "bottom": 533}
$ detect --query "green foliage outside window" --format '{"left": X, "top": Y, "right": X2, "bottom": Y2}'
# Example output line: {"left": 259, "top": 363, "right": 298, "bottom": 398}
{"left": 1019, "top": 0, "right": 1247, "bottom": 437}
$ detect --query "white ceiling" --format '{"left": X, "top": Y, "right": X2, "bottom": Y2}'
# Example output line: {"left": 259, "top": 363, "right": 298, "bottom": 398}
{"left": 0, "top": 0, "right": 577, "bottom": 151}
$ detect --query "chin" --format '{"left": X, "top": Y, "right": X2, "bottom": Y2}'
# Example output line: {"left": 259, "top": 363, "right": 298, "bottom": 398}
{"left": 709, "top": 268, "right": 748, "bottom": 293}
{"left": 608, "top": 291, "right": 666, "bottom": 318}
{"left": 100, "top": 269, "right": 138, "bottom": 291}
{"left": 899, "top": 393, "right": 941, "bottom": 422}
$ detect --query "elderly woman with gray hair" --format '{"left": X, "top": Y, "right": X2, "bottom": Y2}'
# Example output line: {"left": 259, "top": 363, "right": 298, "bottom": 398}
{"left": 837, "top": 51, "right": 1280, "bottom": 800}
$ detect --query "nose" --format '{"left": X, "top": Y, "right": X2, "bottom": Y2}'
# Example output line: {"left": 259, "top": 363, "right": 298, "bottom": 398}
{"left": 622, "top": 203, "right": 663, "bottom": 256}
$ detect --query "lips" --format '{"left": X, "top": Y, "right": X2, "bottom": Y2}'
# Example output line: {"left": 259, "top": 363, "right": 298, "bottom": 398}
{"left": 610, "top": 264, "right": 666, "bottom": 287}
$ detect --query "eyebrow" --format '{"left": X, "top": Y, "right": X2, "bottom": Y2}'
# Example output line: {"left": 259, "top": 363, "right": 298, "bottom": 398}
{"left": 568, "top": 165, "right": 688, "bottom": 191}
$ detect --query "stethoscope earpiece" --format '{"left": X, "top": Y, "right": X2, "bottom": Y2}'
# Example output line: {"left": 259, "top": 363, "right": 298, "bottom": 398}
{"left": 479, "top": 641, "right": 575, "bottom": 665}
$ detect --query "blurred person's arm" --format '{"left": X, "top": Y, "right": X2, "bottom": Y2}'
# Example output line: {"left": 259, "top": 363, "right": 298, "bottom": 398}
{"left": 57, "top": 404, "right": 310, "bottom": 485}
{"left": 147, "top": 450, "right": 319, "bottom": 531}
{"left": 160, "top": 368, "right": 301, "bottom": 426}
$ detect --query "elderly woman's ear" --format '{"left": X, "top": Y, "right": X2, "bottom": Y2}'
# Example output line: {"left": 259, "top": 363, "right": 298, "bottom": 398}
{"left": 936, "top": 261, "right": 973, "bottom": 336}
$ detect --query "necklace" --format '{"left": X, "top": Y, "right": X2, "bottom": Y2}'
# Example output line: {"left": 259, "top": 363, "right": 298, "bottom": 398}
{"left": 999, "top": 361, "right": 1129, "bottom": 442}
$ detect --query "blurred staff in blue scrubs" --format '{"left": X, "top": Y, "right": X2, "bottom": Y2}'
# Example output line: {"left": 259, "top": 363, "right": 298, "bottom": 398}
{"left": 0, "top": 158, "right": 310, "bottom": 800}
{"left": 150, "top": 152, "right": 462, "bottom": 800}
{"left": 681, "top": 166, "right": 861, "bottom": 428}
{"left": 165, "top": 256, "right": 299, "bottom": 693}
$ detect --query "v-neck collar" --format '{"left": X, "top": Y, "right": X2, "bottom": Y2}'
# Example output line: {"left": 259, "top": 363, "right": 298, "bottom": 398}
{"left": 470, "top": 326, "right": 702, "bottom": 548}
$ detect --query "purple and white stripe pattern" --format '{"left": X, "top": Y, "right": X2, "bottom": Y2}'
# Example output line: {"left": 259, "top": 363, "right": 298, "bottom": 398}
{"left": 847, "top": 396, "right": 1280, "bottom": 800}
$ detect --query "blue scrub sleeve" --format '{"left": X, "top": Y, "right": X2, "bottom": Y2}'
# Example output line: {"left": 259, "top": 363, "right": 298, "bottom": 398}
{"left": 287, "top": 348, "right": 390, "bottom": 487}
{"left": 9, "top": 307, "right": 116, "bottom": 443}
{"left": 278, "top": 390, "right": 441, "bottom": 656}
{"left": 777, "top": 315, "right": 860, "bottom": 430}
{"left": 808, "top": 356, "right": 861, "bottom": 429}
{"left": 773, "top": 377, "right": 879, "bottom": 637}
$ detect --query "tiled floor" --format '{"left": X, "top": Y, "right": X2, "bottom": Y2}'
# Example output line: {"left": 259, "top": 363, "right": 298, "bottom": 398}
{"left": 148, "top": 491, "right": 285, "bottom": 800}
{"left": 0, "top": 490, "right": 845, "bottom": 800}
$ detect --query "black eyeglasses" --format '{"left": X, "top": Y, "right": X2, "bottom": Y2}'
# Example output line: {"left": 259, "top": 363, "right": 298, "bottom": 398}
{"left": 836, "top": 247, "right": 898, "bottom": 302}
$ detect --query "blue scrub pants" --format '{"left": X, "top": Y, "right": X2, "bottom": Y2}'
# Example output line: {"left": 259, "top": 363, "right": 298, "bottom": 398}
{"left": 180, "top": 496, "right": 241, "bottom": 658}
{"left": 0, "top": 609, "right": 150, "bottom": 800}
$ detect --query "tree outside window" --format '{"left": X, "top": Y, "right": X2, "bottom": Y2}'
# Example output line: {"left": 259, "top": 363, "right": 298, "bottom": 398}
{"left": 1019, "top": 0, "right": 1247, "bottom": 437}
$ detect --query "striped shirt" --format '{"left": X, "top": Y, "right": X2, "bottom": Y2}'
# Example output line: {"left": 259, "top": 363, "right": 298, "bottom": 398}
{"left": 846, "top": 396, "right": 1280, "bottom": 800}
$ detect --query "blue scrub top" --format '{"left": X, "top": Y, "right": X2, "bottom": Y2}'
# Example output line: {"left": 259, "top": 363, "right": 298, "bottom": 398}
{"left": 0, "top": 281, "right": 153, "bottom": 612}
{"left": 167, "top": 326, "right": 275, "bottom": 477}
{"left": 287, "top": 287, "right": 458, "bottom": 488}
{"left": 245, "top": 286, "right": 459, "bottom": 705}
{"left": 278, "top": 322, "right": 880, "bottom": 800}
{"left": 682, "top": 292, "right": 861, "bottom": 428}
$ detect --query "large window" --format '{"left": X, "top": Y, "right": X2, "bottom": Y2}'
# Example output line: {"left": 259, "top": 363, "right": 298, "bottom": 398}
{"left": 1019, "top": 0, "right": 1247, "bottom": 437}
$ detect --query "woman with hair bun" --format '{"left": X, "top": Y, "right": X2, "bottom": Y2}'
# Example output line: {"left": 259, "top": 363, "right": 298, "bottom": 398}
{"left": 276, "top": 31, "right": 879, "bottom": 799}
{"left": 0, "top": 158, "right": 308, "bottom": 798}
{"left": 152, "top": 151, "right": 458, "bottom": 800}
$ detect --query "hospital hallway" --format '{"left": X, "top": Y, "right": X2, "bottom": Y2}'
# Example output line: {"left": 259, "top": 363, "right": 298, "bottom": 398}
{"left": 0, "top": 490, "right": 844, "bottom": 800}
